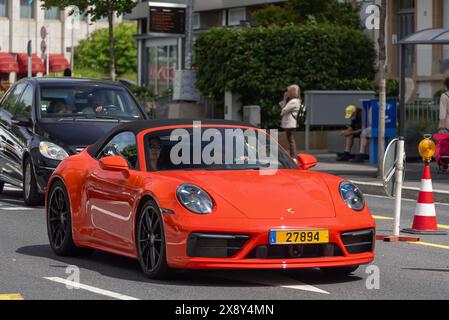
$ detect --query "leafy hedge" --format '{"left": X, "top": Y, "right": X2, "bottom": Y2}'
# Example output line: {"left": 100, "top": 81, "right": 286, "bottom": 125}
{"left": 194, "top": 24, "right": 376, "bottom": 128}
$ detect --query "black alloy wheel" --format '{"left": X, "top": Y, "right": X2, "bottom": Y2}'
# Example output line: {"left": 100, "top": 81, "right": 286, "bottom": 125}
{"left": 136, "top": 200, "right": 171, "bottom": 279}
{"left": 47, "top": 180, "right": 91, "bottom": 256}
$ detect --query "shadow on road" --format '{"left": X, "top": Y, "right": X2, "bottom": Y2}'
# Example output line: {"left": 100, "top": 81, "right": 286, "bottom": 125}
{"left": 16, "top": 244, "right": 364, "bottom": 287}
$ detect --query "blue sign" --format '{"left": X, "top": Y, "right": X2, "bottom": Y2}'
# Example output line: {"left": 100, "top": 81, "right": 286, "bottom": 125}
{"left": 361, "top": 99, "right": 397, "bottom": 165}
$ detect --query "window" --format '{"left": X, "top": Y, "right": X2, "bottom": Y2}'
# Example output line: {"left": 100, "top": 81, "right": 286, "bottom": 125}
{"left": 97, "top": 131, "right": 138, "bottom": 169}
{"left": 1, "top": 83, "right": 27, "bottom": 114}
{"left": 144, "top": 128, "right": 297, "bottom": 172}
{"left": 44, "top": 7, "right": 60, "bottom": 20}
{"left": 0, "top": 0, "right": 7, "bottom": 18}
{"left": 39, "top": 85, "right": 144, "bottom": 119}
{"left": 228, "top": 7, "right": 245, "bottom": 26}
{"left": 399, "top": 0, "right": 415, "bottom": 10}
{"left": 14, "top": 85, "right": 33, "bottom": 117}
{"left": 20, "top": 0, "right": 34, "bottom": 19}
{"left": 193, "top": 13, "right": 200, "bottom": 30}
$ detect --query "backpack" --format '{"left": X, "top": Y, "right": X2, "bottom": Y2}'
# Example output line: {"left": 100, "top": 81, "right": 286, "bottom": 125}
{"left": 295, "top": 102, "right": 307, "bottom": 127}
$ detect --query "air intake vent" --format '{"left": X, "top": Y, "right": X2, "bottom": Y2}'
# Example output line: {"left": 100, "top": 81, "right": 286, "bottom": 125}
{"left": 340, "top": 228, "right": 375, "bottom": 254}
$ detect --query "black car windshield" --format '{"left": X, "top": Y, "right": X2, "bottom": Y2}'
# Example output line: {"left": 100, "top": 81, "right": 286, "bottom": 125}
{"left": 39, "top": 85, "right": 143, "bottom": 120}
{"left": 145, "top": 127, "right": 298, "bottom": 171}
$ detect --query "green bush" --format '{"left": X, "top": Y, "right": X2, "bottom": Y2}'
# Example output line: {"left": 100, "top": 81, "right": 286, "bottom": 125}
{"left": 75, "top": 23, "right": 137, "bottom": 77}
{"left": 253, "top": 0, "right": 361, "bottom": 30}
{"left": 194, "top": 24, "right": 376, "bottom": 128}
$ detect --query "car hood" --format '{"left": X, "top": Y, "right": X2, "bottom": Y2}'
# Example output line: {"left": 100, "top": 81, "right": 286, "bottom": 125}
{"left": 160, "top": 170, "right": 337, "bottom": 220}
{"left": 38, "top": 121, "right": 120, "bottom": 151}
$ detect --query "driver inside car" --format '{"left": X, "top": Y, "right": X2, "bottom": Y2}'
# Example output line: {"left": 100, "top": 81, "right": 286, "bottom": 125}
{"left": 82, "top": 94, "right": 109, "bottom": 114}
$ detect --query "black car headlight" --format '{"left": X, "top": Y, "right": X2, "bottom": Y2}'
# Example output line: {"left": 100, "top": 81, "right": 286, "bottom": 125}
{"left": 339, "top": 182, "right": 365, "bottom": 211}
{"left": 39, "top": 141, "right": 69, "bottom": 161}
{"left": 176, "top": 184, "right": 214, "bottom": 214}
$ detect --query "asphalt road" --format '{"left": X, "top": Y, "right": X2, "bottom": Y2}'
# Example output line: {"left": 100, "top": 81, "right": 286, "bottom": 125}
{"left": 0, "top": 185, "right": 448, "bottom": 300}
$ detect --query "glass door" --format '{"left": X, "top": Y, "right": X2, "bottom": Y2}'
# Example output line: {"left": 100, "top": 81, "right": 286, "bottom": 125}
{"left": 146, "top": 39, "right": 178, "bottom": 95}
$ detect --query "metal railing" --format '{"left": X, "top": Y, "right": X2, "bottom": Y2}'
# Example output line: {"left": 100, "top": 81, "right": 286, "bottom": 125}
{"left": 405, "top": 98, "right": 440, "bottom": 125}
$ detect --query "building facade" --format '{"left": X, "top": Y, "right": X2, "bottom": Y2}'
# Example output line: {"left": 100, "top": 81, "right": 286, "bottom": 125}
{"left": 0, "top": 0, "right": 114, "bottom": 83}
{"left": 128, "top": 0, "right": 449, "bottom": 100}
{"left": 384, "top": 0, "right": 449, "bottom": 99}
{"left": 127, "top": 0, "right": 284, "bottom": 91}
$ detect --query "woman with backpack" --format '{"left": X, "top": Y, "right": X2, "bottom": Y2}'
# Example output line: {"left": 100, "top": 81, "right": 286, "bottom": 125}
{"left": 280, "top": 84, "right": 301, "bottom": 157}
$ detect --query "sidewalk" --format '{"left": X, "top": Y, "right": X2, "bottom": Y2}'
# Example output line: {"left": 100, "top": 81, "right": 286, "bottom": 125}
{"left": 311, "top": 153, "right": 449, "bottom": 203}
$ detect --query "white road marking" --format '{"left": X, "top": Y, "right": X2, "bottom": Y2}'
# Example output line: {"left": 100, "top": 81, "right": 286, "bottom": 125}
{"left": 218, "top": 273, "right": 330, "bottom": 295}
{"left": 365, "top": 194, "right": 449, "bottom": 207}
{"left": 44, "top": 277, "right": 140, "bottom": 300}
{"left": 0, "top": 207, "right": 34, "bottom": 211}
{"left": 4, "top": 187, "right": 21, "bottom": 192}
{"left": 0, "top": 199, "right": 25, "bottom": 204}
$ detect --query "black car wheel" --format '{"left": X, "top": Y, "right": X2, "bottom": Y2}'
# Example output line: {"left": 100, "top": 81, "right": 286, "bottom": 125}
{"left": 320, "top": 265, "right": 359, "bottom": 276}
{"left": 136, "top": 199, "right": 172, "bottom": 279}
{"left": 47, "top": 180, "right": 91, "bottom": 256}
{"left": 23, "top": 157, "right": 43, "bottom": 206}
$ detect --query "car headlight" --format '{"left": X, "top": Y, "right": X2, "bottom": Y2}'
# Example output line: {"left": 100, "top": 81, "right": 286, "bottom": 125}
{"left": 39, "top": 141, "right": 69, "bottom": 161}
{"left": 339, "top": 182, "right": 365, "bottom": 211}
{"left": 176, "top": 184, "right": 214, "bottom": 214}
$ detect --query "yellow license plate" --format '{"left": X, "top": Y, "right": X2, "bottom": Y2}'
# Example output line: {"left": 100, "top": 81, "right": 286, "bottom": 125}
{"left": 269, "top": 229, "right": 329, "bottom": 245}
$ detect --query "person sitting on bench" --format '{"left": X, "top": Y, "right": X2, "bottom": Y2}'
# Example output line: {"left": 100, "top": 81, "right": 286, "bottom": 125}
{"left": 337, "top": 105, "right": 362, "bottom": 161}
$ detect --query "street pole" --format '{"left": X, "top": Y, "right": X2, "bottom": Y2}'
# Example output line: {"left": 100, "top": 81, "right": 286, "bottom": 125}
{"left": 377, "top": 0, "right": 387, "bottom": 178}
{"left": 46, "top": 31, "right": 50, "bottom": 76}
{"left": 71, "top": 17, "right": 75, "bottom": 71}
{"left": 184, "top": 0, "right": 193, "bottom": 70}
{"left": 393, "top": 137, "right": 405, "bottom": 236}
{"left": 27, "top": 0, "right": 33, "bottom": 78}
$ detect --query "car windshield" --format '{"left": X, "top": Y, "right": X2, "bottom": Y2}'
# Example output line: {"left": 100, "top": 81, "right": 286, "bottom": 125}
{"left": 39, "top": 85, "right": 143, "bottom": 120}
{"left": 145, "top": 127, "right": 298, "bottom": 171}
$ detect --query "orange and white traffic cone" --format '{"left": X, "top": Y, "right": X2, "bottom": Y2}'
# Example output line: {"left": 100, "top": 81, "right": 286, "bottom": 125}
{"left": 403, "top": 162, "right": 447, "bottom": 235}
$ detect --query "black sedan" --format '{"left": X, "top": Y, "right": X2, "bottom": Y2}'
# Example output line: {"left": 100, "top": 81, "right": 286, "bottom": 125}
{"left": 0, "top": 77, "right": 148, "bottom": 205}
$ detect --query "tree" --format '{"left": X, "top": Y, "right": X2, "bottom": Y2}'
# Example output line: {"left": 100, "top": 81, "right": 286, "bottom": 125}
{"left": 377, "top": 0, "right": 387, "bottom": 177}
{"left": 41, "top": 0, "right": 137, "bottom": 81}
{"left": 252, "top": 0, "right": 362, "bottom": 29}
{"left": 75, "top": 23, "right": 137, "bottom": 76}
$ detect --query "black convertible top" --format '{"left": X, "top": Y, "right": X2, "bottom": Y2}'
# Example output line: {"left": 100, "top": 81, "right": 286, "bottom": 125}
{"left": 87, "top": 119, "right": 256, "bottom": 157}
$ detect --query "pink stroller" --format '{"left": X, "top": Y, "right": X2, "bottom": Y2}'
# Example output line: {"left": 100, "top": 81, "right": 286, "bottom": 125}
{"left": 433, "top": 133, "right": 449, "bottom": 173}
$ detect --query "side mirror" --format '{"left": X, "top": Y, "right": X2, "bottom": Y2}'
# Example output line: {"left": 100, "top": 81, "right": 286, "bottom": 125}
{"left": 297, "top": 154, "right": 317, "bottom": 170}
{"left": 99, "top": 155, "right": 129, "bottom": 176}
{"left": 11, "top": 115, "right": 31, "bottom": 127}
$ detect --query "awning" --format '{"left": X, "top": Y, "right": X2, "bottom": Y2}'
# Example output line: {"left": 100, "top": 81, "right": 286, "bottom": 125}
{"left": 17, "top": 53, "right": 45, "bottom": 74}
{"left": 398, "top": 28, "right": 449, "bottom": 45}
{"left": 48, "top": 54, "right": 69, "bottom": 72}
{"left": 0, "top": 53, "right": 19, "bottom": 74}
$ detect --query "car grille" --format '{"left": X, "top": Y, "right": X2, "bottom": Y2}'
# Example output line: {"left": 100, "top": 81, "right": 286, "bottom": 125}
{"left": 187, "top": 233, "right": 250, "bottom": 258}
{"left": 245, "top": 243, "right": 343, "bottom": 259}
{"left": 340, "top": 228, "right": 375, "bottom": 254}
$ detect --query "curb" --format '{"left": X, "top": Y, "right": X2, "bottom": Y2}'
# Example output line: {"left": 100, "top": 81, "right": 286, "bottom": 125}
{"left": 350, "top": 180, "right": 449, "bottom": 204}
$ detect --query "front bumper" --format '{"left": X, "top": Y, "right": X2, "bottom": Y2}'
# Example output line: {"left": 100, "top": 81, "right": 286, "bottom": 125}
{"left": 31, "top": 152, "right": 61, "bottom": 193}
{"left": 164, "top": 215, "right": 376, "bottom": 270}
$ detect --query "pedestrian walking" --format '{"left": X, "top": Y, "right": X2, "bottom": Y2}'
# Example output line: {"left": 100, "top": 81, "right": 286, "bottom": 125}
{"left": 280, "top": 84, "right": 301, "bottom": 157}
{"left": 438, "top": 77, "right": 449, "bottom": 133}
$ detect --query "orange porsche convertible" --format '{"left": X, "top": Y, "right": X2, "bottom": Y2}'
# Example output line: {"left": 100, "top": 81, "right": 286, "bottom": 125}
{"left": 46, "top": 120, "right": 375, "bottom": 279}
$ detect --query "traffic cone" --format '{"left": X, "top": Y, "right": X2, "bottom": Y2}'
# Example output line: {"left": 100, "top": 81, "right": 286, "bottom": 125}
{"left": 402, "top": 162, "right": 447, "bottom": 235}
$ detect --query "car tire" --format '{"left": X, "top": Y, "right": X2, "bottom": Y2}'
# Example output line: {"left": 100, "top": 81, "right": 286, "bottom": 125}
{"left": 320, "top": 265, "right": 359, "bottom": 275}
{"left": 47, "top": 180, "right": 92, "bottom": 256}
{"left": 23, "top": 157, "right": 44, "bottom": 206}
{"left": 136, "top": 199, "right": 172, "bottom": 279}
